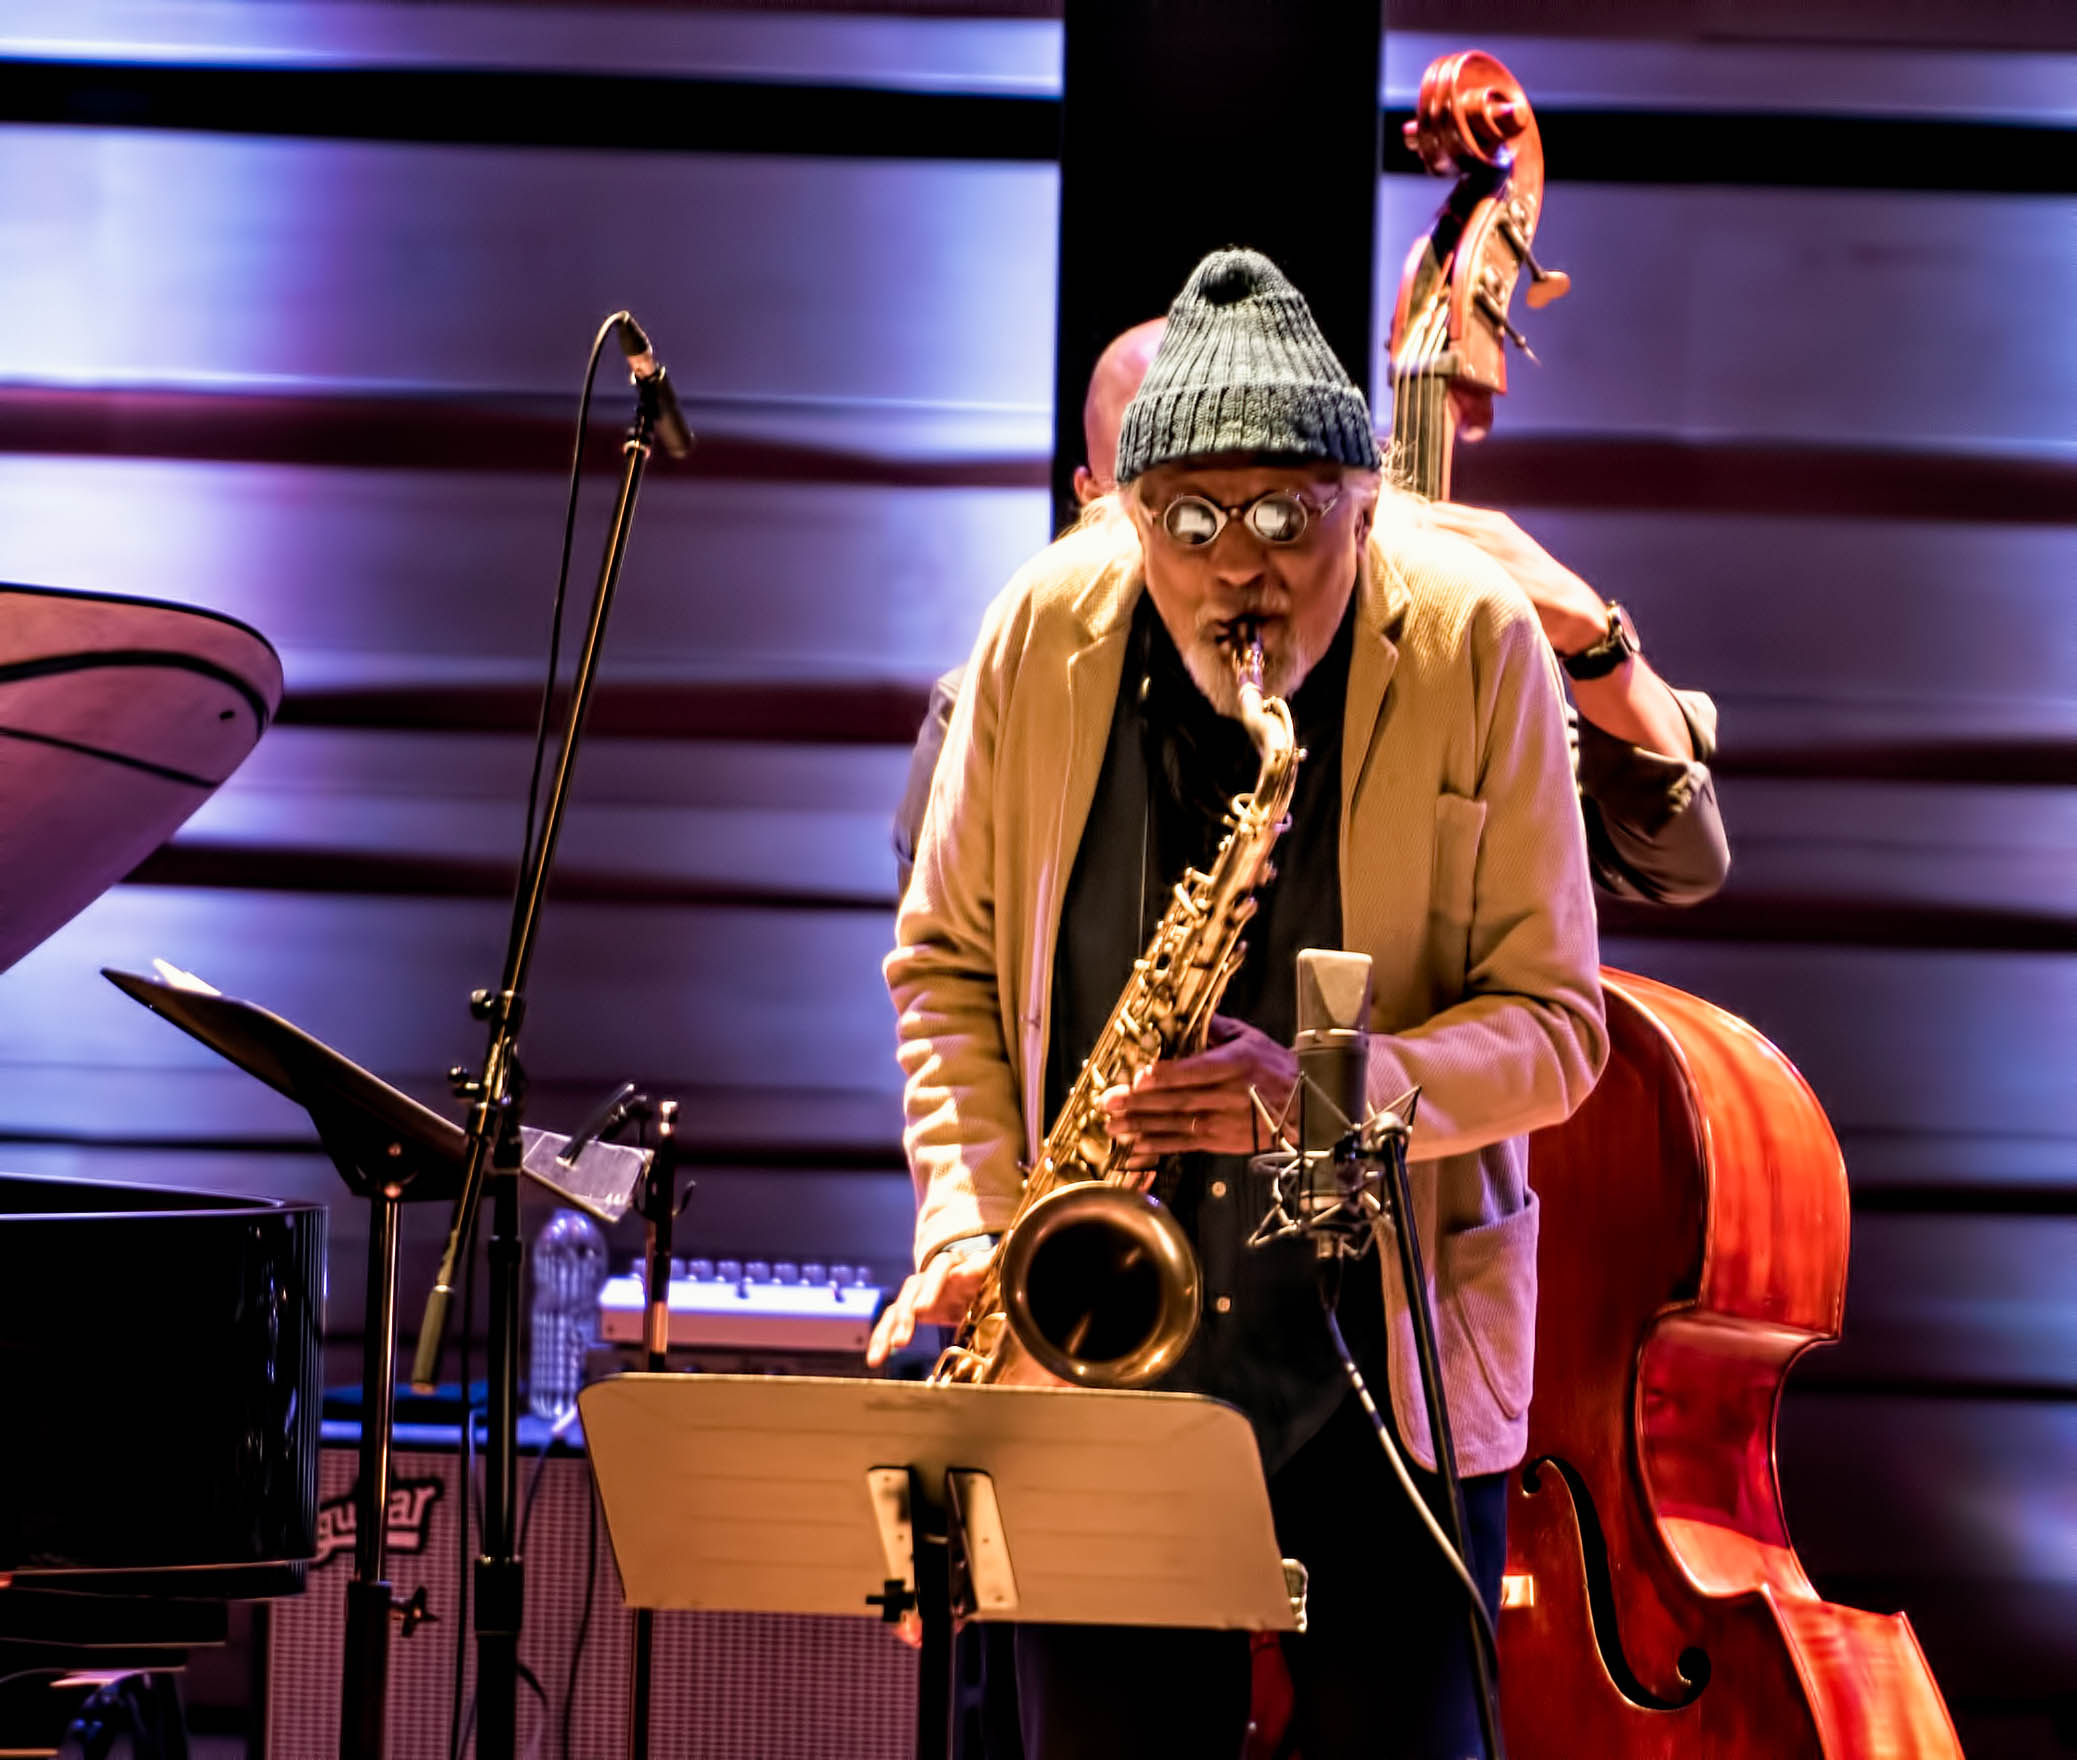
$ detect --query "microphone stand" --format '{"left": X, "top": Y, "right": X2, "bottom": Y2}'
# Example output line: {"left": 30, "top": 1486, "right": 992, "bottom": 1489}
{"left": 409, "top": 370, "right": 671, "bottom": 1760}
{"left": 1357, "top": 1119, "right": 1507, "bottom": 1760}
{"left": 1250, "top": 1097, "right": 1508, "bottom": 1760}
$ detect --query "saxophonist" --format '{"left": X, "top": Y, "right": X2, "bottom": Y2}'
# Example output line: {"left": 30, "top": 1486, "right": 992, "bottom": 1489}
{"left": 868, "top": 249, "right": 1607, "bottom": 1759}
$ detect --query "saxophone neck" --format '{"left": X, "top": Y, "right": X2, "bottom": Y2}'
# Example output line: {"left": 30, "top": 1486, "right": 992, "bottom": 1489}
{"left": 1227, "top": 619, "right": 1287, "bottom": 760}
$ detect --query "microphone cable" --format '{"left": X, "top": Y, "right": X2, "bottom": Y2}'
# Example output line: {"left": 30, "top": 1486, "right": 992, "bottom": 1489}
{"left": 560, "top": 1477, "right": 601, "bottom": 1760}
{"left": 514, "top": 311, "right": 627, "bottom": 919}
{"left": 1319, "top": 1283, "right": 1501, "bottom": 1675}
{"left": 446, "top": 1218, "right": 478, "bottom": 1760}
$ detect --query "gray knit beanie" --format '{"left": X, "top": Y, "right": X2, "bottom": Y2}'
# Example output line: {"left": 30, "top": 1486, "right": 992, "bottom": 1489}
{"left": 1114, "top": 248, "right": 1381, "bottom": 483}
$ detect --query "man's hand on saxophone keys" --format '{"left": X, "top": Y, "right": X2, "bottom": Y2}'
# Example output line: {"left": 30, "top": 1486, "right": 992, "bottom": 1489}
{"left": 1103, "top": 1014, "right": 1299, "bottom": 1168}
{"left": 864, "top": 1237, "right": 997, "bottom": 1368}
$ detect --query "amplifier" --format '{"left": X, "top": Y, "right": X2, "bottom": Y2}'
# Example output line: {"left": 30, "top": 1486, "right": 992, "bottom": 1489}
{"left": 268, "top": 1441, "right": 916, "bottom": 1758}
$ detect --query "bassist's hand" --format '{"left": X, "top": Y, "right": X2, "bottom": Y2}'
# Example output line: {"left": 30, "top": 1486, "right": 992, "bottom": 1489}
{"left": 865, "top": 1244, "right": 995, "bottom": 1368}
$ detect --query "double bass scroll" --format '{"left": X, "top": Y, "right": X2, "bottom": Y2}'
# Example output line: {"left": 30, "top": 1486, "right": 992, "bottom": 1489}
{"left": 1387, "top": 48, "right": 1569, "bottom": 499}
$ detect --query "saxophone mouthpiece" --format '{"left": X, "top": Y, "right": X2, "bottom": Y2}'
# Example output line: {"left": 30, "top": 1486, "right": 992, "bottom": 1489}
{"left": 1228, "top": 618, "right": 1266, "bottom": 693}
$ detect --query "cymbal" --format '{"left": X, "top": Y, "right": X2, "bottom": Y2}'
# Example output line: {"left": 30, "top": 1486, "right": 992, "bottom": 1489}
{"left": 0, "top": 583, "right": 281, "bottom": 975}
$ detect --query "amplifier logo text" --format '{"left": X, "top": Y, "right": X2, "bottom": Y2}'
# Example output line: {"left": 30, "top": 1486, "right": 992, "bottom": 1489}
{"left": 314, "top": 1478, "right": 444, "bottom": 1568}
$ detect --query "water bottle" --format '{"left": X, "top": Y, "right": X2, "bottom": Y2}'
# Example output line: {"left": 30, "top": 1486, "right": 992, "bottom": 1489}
{"left": 529, "top": 1207, "right": 608, "bottom": 1422}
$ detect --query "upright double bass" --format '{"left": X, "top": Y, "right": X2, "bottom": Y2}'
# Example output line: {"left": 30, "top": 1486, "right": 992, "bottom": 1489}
{"left": 1386, "top": 51, "right": 1964, "bottom": 1760}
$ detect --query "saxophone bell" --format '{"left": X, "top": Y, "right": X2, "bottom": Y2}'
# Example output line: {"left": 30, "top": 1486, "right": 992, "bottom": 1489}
{"left": 997, "top": 1183, "right": 1201, "bottom": 1389}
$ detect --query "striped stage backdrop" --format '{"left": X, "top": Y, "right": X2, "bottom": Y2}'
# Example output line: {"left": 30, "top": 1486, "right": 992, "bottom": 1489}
{"left": 268, "top": 1443, "right": 916, "bottom": 1759}
{"left": 5, "top": 7, "right": 2071, "bottom": 1752}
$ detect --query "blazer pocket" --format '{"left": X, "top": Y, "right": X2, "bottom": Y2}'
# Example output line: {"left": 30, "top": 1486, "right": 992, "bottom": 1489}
{"left": 1438, "top": 1190, "right": 1539, "bottom": 1423}
{"left": 1428, "top": 792, "right": 1487, "bottom": 992}
{"left": 1431, "top": 792, "right": 1487, "bottom": 918}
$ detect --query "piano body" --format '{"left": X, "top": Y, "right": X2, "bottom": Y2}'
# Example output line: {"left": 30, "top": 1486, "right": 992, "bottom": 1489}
{"left": 0, "top": 1172, "right": 324, "bottom": 1753}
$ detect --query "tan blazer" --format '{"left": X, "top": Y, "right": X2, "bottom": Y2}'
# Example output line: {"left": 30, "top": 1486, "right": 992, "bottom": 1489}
{"left": 886, "top": 505, "right": 1607, "bottom": 1475}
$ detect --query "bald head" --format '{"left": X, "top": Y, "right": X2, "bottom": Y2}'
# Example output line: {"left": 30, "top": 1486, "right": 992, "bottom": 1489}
{"left": 1073, "top": 318, "right": 1165, "bottom": 505}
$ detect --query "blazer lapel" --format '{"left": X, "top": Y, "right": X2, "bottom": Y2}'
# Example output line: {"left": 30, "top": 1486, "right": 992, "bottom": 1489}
{"left": 1341, "top": 537, "right": 1405, "bottom": 822}
{"left": 1053, "top": 550, "right": 1143, "bottom": 905}
{"left": 1021, "top": 556, "right": 1138, "bottom": 1159}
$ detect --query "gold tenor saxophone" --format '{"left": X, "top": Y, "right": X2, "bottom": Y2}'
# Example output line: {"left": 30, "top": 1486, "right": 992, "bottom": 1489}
{"left": 931, "top": 624, "right": 1301, "bottom": 1389}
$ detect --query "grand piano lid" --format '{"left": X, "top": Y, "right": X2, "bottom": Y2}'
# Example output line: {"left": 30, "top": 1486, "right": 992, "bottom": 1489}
{"left": 0, "top": 1166, "right": 322, "bottom": 1217}
{"left": 0, "top": 582, "right": 281, "bottom": 976}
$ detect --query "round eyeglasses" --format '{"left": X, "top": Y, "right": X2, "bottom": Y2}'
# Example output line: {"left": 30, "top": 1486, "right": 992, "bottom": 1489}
{"left": 1156, "top": 488, "right": 1343, "bottom": 549}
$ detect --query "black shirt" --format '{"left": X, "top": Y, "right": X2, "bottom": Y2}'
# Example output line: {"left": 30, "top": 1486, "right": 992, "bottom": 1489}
{"left": 1044, "top": 593, "right": 1383, "bottom": 1474}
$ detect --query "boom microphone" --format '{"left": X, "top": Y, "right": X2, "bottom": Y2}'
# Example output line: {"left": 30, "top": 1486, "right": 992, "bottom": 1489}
{"left": 615, "top": 315, "right": 695, "bottom": 460}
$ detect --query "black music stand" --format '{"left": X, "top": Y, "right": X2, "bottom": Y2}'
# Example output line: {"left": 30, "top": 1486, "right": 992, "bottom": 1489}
{"left": 579, "top": 1375, "right": 1301, "bottom": 1760}
{"left": 102, "top": 968, "right": 647, "bottom": 1760}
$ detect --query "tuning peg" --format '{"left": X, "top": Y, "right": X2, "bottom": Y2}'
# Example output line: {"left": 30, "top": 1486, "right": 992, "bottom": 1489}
{"left": 1524, "top": 266, "right": 1571, "bottom": 311}
{"left": 1499, "top": 215, "right": 1571, "bottom": 309}
{"left": 1474, "top": 288, "right": 1539, "bottom": 362}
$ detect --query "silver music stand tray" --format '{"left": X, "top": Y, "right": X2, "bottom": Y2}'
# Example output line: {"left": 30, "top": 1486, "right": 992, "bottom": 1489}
{"left": 579, "top": 1373, "right": 1299, "bottom": 1760}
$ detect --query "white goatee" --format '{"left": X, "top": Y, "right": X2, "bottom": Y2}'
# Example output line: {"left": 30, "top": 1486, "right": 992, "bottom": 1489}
{"left": 1180, "top": 626, "right": 1317, "bottom": 718}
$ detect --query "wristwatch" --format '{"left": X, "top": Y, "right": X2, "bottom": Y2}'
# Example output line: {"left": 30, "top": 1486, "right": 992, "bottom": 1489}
{"left": 1561, "top": 601, "right": 1640, "bottom": 681}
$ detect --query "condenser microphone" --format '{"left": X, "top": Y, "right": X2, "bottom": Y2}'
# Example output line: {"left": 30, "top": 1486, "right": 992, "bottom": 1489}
{"left": 615, "top": 314, "right": 695, "bottom": 459}
{"left": 1294, "top": 948, "right": 1374, "bottom": 1221}
{"left": 1246, "top": 952, "right": 1416, "bottom": 1259}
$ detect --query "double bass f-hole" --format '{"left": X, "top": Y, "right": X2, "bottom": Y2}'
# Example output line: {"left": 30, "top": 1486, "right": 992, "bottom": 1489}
{"left": 1517, "top": 1454, "right": 1709, "bottom": 1712}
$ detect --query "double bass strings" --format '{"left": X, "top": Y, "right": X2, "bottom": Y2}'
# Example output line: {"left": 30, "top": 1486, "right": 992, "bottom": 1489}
{"left": 1390, "top": 293, "right": 1451, "bottom": 499}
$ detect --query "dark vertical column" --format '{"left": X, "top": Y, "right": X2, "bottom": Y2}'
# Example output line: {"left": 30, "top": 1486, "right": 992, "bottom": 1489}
{"left": 1053, "top": 0, "right": 1385, "bottom": 522}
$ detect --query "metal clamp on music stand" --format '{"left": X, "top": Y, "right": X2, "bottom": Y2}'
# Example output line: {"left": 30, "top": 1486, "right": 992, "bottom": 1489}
{"left": 579, "top": 1375, "right": 1302, "bottom": 1760}
{"left": 101, "top": 966, "right": 649, "bottom": 1760}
